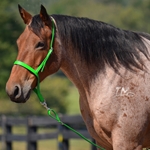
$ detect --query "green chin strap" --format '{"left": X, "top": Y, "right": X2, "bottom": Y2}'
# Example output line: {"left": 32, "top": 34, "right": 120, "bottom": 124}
{"left": 14, "top": 17, "right": 55, "bottom": 103}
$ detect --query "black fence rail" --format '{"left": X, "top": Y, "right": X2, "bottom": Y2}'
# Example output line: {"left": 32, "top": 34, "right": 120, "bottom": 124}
{"left": 0, "top": 115, "right": 96, "bottom": 150}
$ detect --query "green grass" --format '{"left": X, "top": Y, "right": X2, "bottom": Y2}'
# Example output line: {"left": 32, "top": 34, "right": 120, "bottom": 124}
{"left": 11, "top": 139, "right": 91, "bottom": 150}
{"left": 66, "top": 86, "right": 80, "bottom": 115}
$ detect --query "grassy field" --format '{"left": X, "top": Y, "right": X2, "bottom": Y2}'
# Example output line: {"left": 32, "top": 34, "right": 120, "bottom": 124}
{"left": 8, "top": 139, "right": 91, "bottom": 150}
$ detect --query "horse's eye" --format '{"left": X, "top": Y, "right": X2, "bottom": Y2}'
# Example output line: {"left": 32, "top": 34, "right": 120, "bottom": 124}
{"left": 35, "top": 42, "right": 45, "bottom": 49}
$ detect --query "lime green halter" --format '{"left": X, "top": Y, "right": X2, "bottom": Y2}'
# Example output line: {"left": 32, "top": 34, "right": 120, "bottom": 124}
{"left": 14, "top": 17, "right": 55, "bottom": 103}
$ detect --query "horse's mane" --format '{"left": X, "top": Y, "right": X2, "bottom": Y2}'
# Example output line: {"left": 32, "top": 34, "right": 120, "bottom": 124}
{"left": 30, "top": 14, "right": 150, "bottom": 72}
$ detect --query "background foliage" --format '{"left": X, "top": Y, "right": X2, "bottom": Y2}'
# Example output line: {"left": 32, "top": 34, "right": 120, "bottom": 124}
{"left": 0, "top": 0, "right": 150, "bottom": 115}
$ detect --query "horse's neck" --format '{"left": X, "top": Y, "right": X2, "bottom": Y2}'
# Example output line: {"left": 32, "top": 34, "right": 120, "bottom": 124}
{"left": 60, "top": 48, "right": 116, "bottom": 100}
{"left": 60, "top": 52, "right": 90, "bottom": 97}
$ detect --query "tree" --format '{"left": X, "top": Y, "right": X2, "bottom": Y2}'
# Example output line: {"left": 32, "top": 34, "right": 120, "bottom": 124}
{"left": 0, "top": 1, "right": 23, "bottom": 98}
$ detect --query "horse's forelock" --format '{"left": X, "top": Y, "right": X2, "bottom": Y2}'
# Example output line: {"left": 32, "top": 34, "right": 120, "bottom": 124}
{"left": 29, "top": 15, "right": 44, "bottom": 37}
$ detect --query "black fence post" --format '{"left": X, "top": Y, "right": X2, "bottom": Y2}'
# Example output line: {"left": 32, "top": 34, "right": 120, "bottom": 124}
{"left": 58, "top": 124, "right": 69, "bottom": 150}
{"left": 27, "top": 126, "right": 37, "bottom": 150}
{"left": 27, "top": 118, "right": 37, "bottom": 150}
{"left": 91, "top": 139, "right": 97, "bottom": 150}
{"left": 1, "top": 115, "right": 6, "bottom": 150}
{"left": 1, "top": 115, "right": 12, "bottom": 150}
{"left": 6, "top": 125, "right": 12, "bottom": 150}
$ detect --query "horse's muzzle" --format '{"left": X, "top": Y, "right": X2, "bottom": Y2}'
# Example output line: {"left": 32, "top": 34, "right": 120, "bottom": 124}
{"left": 6, "top": 83, "right": 31, "bottom": 103}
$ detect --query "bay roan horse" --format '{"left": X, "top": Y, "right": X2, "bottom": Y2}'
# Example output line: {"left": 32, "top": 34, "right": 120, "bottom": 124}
{"left": 6, "top": 5, "right": 150, "bottom": 150}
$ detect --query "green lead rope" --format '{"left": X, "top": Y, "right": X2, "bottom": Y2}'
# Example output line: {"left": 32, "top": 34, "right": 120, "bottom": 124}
{"left": 13, "top": 17, "right": 105, "bottom": 150}
{"left": 41, "top": 102, "right": 105, "bottom": 150}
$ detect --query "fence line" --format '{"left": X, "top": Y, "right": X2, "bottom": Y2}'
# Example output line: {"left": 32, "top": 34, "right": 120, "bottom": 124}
{"left": 0, "top": 115, "right": 96, "bottom": 150}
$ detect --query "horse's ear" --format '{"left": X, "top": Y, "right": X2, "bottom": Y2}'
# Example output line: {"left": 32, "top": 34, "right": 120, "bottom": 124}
{"left": 40, "top": 5, "right": 51, "bottom": 28}
{"left": 18, "top": 4, "right": 32, "bottom": 25}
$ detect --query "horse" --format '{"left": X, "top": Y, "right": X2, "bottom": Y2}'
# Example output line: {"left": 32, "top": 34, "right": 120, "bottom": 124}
{"left": 6, "top": 5, "right": 150, "bottom": 150}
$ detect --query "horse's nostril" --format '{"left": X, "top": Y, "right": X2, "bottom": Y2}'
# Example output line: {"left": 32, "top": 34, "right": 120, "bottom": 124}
{"left": 14, "top": 85, "right": 21, "bottom": 99}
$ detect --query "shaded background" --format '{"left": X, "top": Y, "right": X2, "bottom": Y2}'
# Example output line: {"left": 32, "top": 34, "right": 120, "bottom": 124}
{"left": 0, "top": 0, "right": 150, "bottom": 116}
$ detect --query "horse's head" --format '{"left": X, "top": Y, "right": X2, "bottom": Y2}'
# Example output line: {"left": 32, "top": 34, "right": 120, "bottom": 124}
{"left": 6, "top": 5, "right": 61, "bottom": 103}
